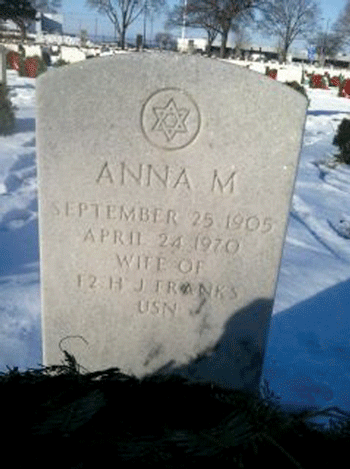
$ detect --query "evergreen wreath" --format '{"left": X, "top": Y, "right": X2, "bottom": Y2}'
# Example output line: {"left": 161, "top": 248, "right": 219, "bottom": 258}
{"left": 1, "top": 351, "right": 349, "bottom": 469}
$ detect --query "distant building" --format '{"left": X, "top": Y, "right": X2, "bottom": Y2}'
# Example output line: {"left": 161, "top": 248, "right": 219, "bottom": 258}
{"left": 32, "top": 12, "right": 63, "bottom": 35}
{"left": 0, "top": 12, "right": 63, "bottom": 38}
{"left": 331, "top": 52, "right": 350, "bottom": 68}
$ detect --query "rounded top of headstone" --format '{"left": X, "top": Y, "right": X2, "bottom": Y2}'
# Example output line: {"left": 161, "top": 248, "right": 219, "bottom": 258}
{"left": 40, "top": 52, "right": 307, "bottom": 101}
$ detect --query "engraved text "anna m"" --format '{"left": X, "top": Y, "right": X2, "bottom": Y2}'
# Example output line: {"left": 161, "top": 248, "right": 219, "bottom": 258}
{"left": 96, "top": 162, "right": 192, "bottom": 190}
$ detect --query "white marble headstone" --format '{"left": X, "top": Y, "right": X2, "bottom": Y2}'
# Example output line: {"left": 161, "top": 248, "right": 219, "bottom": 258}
{"left": 37, "top": 54, "right": 307, "bottom": 393}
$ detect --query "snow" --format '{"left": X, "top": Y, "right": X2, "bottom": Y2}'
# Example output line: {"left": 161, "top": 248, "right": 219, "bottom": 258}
{"left": 1, "top": 66, "right": 350, "bottom": 424}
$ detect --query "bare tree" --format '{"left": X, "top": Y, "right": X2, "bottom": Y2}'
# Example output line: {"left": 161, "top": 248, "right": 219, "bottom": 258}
{"left": 311, "top": 31, "right": 344, "bottom": 66}
{"left": 167, "top": 0, "right": 257, "bottom": 58}
{"left": 0, "top": 0, "right": 36, "bottom": 40}
{"left": 257, "top": 0, "right": 320, "bottom": 63}
{"left": 154, "top": 31, "right": 177, "bottom": 50}
{"left": 232, "top": 23, "right": 251, "bottom": 56}
{"left": 86, "top": 0, "right": 166, "bottom": 49}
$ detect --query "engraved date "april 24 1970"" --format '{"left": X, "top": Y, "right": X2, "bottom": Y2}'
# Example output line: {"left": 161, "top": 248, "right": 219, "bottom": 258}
{"left": 82, "top": 228, "right": 241, "bottom": 256}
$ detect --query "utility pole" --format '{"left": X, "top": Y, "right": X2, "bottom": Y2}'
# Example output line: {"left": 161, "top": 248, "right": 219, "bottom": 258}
{"left": 143, "top": 1, "right": 148, "bottom": 47}
{"left": 320, "top": 18, "right": 330, "bottom": 67}
{"left": 325, "top": 18, "right": 330, "bottom": 65}
{"left": 181, "top": 0, "right": 188, "bottom": 40}
{"left": 150, "top": 12, "right": 154, "bottom": 47}
{"left": 95, "top": 17, "right": 98, "bottom": 42}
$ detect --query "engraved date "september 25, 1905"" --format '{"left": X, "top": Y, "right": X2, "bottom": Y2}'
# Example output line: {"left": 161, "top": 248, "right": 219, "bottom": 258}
{"left": 52, "top": 201, "right": 274, "bottom": 234}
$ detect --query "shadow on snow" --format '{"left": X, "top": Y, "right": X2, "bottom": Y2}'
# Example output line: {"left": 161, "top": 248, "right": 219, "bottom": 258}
{"left": 0, "top": 218, "right": 39, "bottom": 277}
{"left": 263, "top": 278, "right": 350, "bottom": 412}
{"left": 15, "top": 118, "right": 36, "bottom": 133}
{"left": 307, "top": 110, "right": 350, "bottom": 117}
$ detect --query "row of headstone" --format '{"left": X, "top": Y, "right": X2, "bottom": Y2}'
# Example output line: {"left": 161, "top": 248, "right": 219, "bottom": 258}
{"left": 305, "top": 72, "right": 346, "bottom": 90}
{"left": 304, "top": 71, "right": 350, "bottom": 98}
{"left": 36, "top": 53, "right": 307, "bottom": 393}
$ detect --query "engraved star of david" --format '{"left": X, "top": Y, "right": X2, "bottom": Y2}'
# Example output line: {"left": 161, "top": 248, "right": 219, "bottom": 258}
{"left": 152, "top": 98, "right": 190, "bottom": 141}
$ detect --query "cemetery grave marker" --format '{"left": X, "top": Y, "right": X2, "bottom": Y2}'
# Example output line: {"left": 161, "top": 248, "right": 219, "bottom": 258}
{"left": 37, "top": 54, "right": 307, "bottom": 393}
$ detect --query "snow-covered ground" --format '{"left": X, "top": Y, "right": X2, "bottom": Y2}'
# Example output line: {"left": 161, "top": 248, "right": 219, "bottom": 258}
{"left": 1, "top": 66, "right": 350, "bottom": 424}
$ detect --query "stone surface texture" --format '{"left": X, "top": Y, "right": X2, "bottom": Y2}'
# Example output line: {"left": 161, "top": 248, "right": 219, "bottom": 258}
{"left": 37, "top": 53, "right": 307, "bottom": 392}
